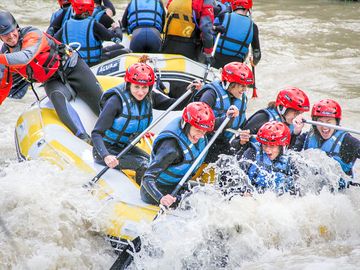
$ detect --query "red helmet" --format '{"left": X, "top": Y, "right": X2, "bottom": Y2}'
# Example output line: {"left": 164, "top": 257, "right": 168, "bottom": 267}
{"left": 71, "top": 0, "right": 94, "bottom": 16}
{"left": 124, "top": 63, "right": 155, "bottom": 86}
{"left": 57, "top": 0, "right": 71, "bottom": 8}
{"left": 275, "top": 87, "right": 310, "bottom": 112}
{"left": 182, "top": 102, "right": 215, "bottom": 132}
{"left": 257, "top": 121, "right": 291, "bottom": 146}
{"left": 311, "top": 99, "right": 342, "bottom": 120}
{"left": 221, "top": 62, "right": 254, "bottom": 86}
{"left": 229, "top": 0, "right": 253, "bottom": 10}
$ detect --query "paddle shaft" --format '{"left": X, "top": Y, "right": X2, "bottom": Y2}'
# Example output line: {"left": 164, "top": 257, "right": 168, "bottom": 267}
{"left": 171, "top": 116, "right": 231, "bottom": 196}
{"left": 203, "top": 32, "right": 221, "bottom": 82}
{"left": 89, "top": 89, "right": 193, "bottom": 185}
{"left": 304, "top": 119, "right": 360, "bottom": 136}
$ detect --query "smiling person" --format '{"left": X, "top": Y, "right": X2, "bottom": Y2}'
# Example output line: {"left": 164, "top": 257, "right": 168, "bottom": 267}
{"left": 194, "top": 62, "right": 254, "bottom": 162}
{"left": 232, "top": 87, "right": 310, "bottom": 156}
{"left": 239, "top": 121, "right": 298, "bottom": 195}
{"left": 140, "top": 102, "right": 216, "bottom": 207}
{"left": 0, "top": 10, "right": 103, "bottom": 144}
{"left": 292, "top": 99, "right": 360, "bottom": 184}
{"left": 91, "top": 62, "right": 196, "bottom": 185}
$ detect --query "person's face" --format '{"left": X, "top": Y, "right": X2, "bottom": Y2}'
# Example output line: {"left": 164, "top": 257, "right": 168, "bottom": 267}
{"left": 315, "top": 116, "right": 337, "bottom": 140}
{"left": 0, "top": 28, "right": 19, "bottom": 47}
{"left": 188, "top": 126, "right": 207, "bottom": 144}
{"left": 284, "top": 108, "right": 302, "bottom": 124}
{"left": 228, "top": 83, "right": 247, "bottom": 99}
{"left": 130, "top": 84, "right": 149, "bottom": 101}
{"left": 262, "top": 144, "right": 281, "bottom": 161}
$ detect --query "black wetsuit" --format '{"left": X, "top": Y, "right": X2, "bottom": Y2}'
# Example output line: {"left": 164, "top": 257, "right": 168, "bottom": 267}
{"left": 196, "top": 87, "right": 236, "bottom": 163}
{"left": 54, "top": 18, "right": 125, "bottom": 67}
{"left": 230, "top": 108, "right": 299, "bottom": 157}
{"left": 91, "top": 89, "right": 191, "bottom": 184}
{"left": 292, "top": 131, "right": 360, "bottom": 177}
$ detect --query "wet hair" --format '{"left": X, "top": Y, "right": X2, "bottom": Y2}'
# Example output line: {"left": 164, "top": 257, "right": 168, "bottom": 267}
{"left": 267, "top": 101, "right": 276, "bottom": 109}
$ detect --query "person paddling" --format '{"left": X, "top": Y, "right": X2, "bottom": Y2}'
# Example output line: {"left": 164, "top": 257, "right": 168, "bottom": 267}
{"left": 91, "top": 62, "right": 197, "bottom": 185}
{"left": 231, "top": 87, "right": 310, "bottom": 154}
{"left": 292, "top": 99, "right": 360, "bottom": 188}
{"left": 140, "top": 102, "right": 219, "bottom": 207}
{"left": 237, "top": 121, "right": 298, "bottom": 195}
{"left": 54, "top": 0, "right": 124, "bottom": 67}
{"left": 195, "top": 62, "right": 254, "bottom": 162}
{"left": 0, "top": 11, "right": 102, "bottom": 144}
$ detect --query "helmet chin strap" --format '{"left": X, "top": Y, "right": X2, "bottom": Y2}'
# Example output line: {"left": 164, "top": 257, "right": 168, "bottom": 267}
{"left": 277, "top": 105, "right": 287, "bottom": 116}
{"left": 221, "top": 81, "right": 230, "bottom": 90}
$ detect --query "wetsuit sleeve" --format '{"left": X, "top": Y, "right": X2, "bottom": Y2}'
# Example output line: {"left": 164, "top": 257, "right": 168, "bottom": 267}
{"left": 98, "top": 13, "right": 115, "bottom": 29}
{"left": 93, "top": 21, "right": 122, "bottom": 41}
{"left": 340, "top": 134, "right": 360, "bottom": 164}
{"left": 121, "top": 4, "right": 130, "bottom": 31}
{"left": 197, "top": 86, "right": 217, "bottom": 108}
{"left": 103, "top": 0, "right": 116, "bottom": 16}
{"left": 160, "top": 1, "right": 166, "bottom": 32}
{"left": 239, "top": 147, "right": 256, "bottom": 173}
{"left": 199, "top": 0, "right": 215, "bottom": 54}
{"left": 142, "top": 139, "right": 183, "bottom": 202}
{"left": 151, "top": 89, "right": 192, "bottom": 111}
{"left": 251, "top": 23, "right": 261, "bottom": 65}
{"left": 242, "top": 111, "right": 269, "bottom": 134}
{"left": 46, "top": 9, "right": 66, "bottom": 36}
{"left": 291, "top": 132, "right": 307, "bottom": 151}
{"left": 0, "top": 28, "right": 47, "bottom": 67}
{"left": 91, "top": 95, "right": 122, "bottom": 159}
{"left": 53, "top": 28, "right": 63, "bottom": 42}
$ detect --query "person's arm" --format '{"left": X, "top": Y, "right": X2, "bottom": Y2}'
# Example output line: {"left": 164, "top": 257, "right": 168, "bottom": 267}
{"left": 160, "top": 1, "right": 166, "bottom": 33}
{"left": 340, "top": 134, "right": 360, "bottom": 164}
{"left": 151, "top": 88, "right": 193, "bottom": 111}
{"left": 121, "top": 4, "right": 130, "bottom": 31}
{"left": 102, "top": 0, "right": 116, "bottom": 16}
{"left": 0, "top": 28, "right": 45, "bottom": 67}
{"left": 291, "top": 132, "right": 307, "bottom": 151}
{"left": 91, "top": 95, "right": 122, "bottom": 159}
{"left": 98, "top": 13, "right": 115, "bottom": 29}
{"left": 251, "top": 23, "right": 261, "bottom": 66}
{"left": 53, "top": 27, "right": 63, "bottom": 42}
{"left": 142, "top": 139, "right": 183, "bottom": 203}
{"left": 93, "top": 21, "right": 122, "bottom": 41}
{"left": 239, "top": 147, "right": 256, "bottom": 173}
{"left": 242, "top": 110, "right": 269, "bottom": 134}
{"left": 46, "top": 9, "right": 66, "bottom": 36}
{"left": 199, "top": 0, "right": 215, "bottom": 54}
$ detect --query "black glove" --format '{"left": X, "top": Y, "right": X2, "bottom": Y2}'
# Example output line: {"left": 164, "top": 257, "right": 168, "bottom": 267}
{"left": 213, "top": 25, "right": 226, "bottom": 34}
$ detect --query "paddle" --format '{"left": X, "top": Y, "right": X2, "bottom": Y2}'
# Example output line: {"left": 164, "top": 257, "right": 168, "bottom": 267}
{"left": 303, "top": 119, "right": 360, "bottom": 136}
{"left": 251, "top": 65, "right": 258, "bottom": 98}
{"left": 203, "top": 32, "right": 221, "bottom": 83}
{"left": 109, "top": 116, "right": 232, "bottom": 269}
{"left": 86, "top": 88, "right": 193, "bottom": 187}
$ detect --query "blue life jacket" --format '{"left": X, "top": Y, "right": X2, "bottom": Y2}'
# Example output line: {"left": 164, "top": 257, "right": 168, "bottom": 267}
{"left": 101, "top": 84, "right": 153, "bottom": 145}
{"left": 197, "top": 80, "right": 247, "bottom": 140}
{"left": 247, "top": 142, "right": 293, "bottom": 193}
{"left": 127, "top": 0, "right": 164, "bottom": 33}
{"left": 50, "top": 6, "right": 73, "bottom": 27}
{"left": 92, "top": 6, "right": 106, "bottom": 22}
{"left": 216, "top": 13, "right": 253, "bottom": 60}
{"left": 303, "top": 130, "right": 354, "bottom": 176}
{"left": 153, "top": 117, "right": 207, "bottom": 186}
{"left": 62, "top": 17, "right": 102, "bottom": 64}
{"left": 263, "top": 107, "right": 294, "bottom": 134}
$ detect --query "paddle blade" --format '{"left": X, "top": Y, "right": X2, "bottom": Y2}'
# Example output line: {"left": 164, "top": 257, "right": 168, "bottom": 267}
{"left": 110, "top": 236, "right": 141, "bottom": 270}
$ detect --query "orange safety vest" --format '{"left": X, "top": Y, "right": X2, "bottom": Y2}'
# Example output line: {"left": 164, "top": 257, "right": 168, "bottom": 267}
{"left": 15, "top": 33, "right": 62, "bottom": 83}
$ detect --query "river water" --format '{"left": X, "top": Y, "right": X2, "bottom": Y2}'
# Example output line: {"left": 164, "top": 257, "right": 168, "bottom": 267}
{"left": 0, "top": 0, "right": 359, "bottom": 269}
